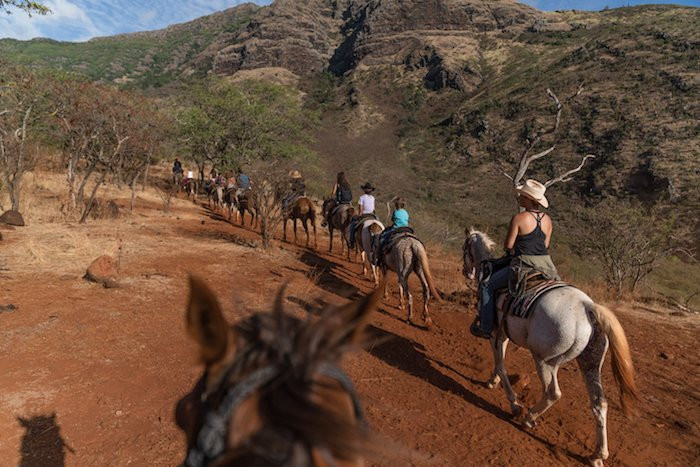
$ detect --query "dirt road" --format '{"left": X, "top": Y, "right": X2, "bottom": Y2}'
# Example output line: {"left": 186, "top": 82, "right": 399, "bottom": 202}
{"left": 0, "top": 195, "right": 697, "bottom": 465}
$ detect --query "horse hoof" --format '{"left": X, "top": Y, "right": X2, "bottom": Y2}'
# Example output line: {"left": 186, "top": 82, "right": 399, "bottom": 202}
{"left": 424, "top": 317, "right": 433, "bottom": 328}
{"left": 511, "top": 404, "right": 523, "bottom": 417}
{"left": 522, "top": 417, "right": 536, "bottom": 429}
{"left": 589, "top": 458, "right": 604, "bottom": 467}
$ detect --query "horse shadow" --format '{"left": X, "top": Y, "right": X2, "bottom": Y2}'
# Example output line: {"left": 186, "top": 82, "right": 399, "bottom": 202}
{"left": 298, "top": 250, "right": 360, "bottom": 300}
{"left": 17, "top": 413, "right": 74, "bottom": 467}
{"left": 364, "top": 325, "right": 588, "bottom": 464}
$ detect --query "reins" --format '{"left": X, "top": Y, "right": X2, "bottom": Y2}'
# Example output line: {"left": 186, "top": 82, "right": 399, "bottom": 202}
{"left": 183, "top": 361, "right": 364, "bottom": 467}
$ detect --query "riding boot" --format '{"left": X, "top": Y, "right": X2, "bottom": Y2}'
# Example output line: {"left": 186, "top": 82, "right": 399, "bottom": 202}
{"left": 470, "top": 316, "right": 491, "bottom": 339}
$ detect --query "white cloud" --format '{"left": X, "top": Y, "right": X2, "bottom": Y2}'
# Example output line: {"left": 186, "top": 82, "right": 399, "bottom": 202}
{"left": 0, "top": 1, "right": 272, "bottom": 42}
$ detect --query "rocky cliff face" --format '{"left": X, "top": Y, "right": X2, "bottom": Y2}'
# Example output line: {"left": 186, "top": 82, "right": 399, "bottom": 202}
{"left": 195, "top": 0, "right": 548, "bottom": 92}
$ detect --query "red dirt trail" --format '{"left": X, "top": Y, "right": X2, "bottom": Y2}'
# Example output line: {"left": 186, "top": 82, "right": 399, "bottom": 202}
{"left": 0, "top": 197, "right": 698, "bottom": 466}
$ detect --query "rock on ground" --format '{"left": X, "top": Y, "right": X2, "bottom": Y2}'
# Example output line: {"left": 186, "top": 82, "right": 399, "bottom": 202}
{"left": 84, "top": 255, "right": 119, "bottom": 288}
{"left": 0, "top": 210, "right": 25, "bottom": 226}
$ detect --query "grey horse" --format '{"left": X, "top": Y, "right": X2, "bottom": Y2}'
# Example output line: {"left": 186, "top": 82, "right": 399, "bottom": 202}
{"left": 370, "top": 229, "right": 441, "bottom": 327}
{"left": 462, "top": 228, "right": 638, "bottom": 466}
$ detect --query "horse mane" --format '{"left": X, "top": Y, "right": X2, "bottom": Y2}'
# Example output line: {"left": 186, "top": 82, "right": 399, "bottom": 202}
{"left": 228, "top": 290, "right": 374, "bottom": 462}
{"left": 467, "top": 227, "right": 496, "bottom": 261}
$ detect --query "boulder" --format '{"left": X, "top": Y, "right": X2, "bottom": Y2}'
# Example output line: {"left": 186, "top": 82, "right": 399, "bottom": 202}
{"left": 0, "top": 210, "right": 25, "bottom": 226}
{"left": 84, "top": 255, "right": 119, "bottom": 288}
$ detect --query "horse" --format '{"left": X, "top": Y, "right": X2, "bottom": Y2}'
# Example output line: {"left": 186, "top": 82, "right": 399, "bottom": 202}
{"left": 173, "top": 171, "right": 183, "bottom": 189}
{"left": 283, "top": 196, "right": 318, "bottom": 248}
{"left": 369, "top": 229, "right": 441, "bottom": 327}
{"left": 176, "top": 276, "right": 380, "bottom": 466}
{"left": 237, "top": 190, "right": 258, "bottom": 228}
{"left": 462, "top": 228, "right": 638, "bottom": 466}
{"left": 208, "top": 185, "right": 224, "bottom": 211}
{"left": 322, "top": 199, "right": 354, "bottom": 258}
{"left": 183, "top": 179, "right": 198, "bottom": 202}
{"left": 223, "top": 188, "right": 238, "bottom": 221}
{"left": 354, "top": 218, "right": 384, "bottom": 287}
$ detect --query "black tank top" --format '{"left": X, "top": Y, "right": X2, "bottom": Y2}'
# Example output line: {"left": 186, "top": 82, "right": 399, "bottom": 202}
{"left": 514, "top": 211, "right": 548, "bottom": 256}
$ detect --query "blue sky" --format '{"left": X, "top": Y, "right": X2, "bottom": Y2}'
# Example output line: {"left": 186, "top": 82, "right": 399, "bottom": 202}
{"left": 0, "top": 0, "right": 698, "bottom": 42}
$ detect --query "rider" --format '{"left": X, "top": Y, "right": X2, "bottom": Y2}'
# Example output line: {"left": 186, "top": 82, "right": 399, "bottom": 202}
{"left": 471, "top": 179, "right": 558, "bottom": 339}
{"left": 322, "top": 172, "right": 352, "bottom": 227}
{"left": 284, "top": 170, "right": 306, "bottom": 212}
{"left": 172, "top": 158, "right": 183, "bottom": 178}
{"left": 236, "top": 167, "right": 251, "bottom": 198}
{"left": 372, "top": 197, "right": 410, "bottom": 265}
{"left": 347, "top": 182, "right": 376, "bottom": 247}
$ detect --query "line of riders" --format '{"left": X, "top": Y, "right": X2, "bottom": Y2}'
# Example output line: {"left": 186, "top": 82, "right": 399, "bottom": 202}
{"left": 174, "top": 160, "right": 638, "bottom": 466}
{"left": 175, "top": 157, "right": 563, "bottom": 342}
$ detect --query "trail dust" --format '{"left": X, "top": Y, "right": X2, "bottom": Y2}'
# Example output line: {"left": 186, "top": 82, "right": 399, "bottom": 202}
{"left": 0, "top": 189, "right": 697, "bottom": 466}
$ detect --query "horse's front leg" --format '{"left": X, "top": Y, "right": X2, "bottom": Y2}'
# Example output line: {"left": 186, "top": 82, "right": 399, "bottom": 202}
{"left": 293, "top": 218, "right": 298, "bottom": 244}
{"left": 491, "top": 332, "right": 523, "bottom": 417}
{"left": 303, "top": 218, "right": 309, "bottom": 247}
{"left": 328, "top": 228, "right": 334, "bottom": 253}
{"left": 360, "top": 250, "right": 368, "bottom": 277}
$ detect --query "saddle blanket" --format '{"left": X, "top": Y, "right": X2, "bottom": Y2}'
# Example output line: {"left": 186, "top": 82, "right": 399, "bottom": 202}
{"left": 382, "top": 230, "right": 423, "bottom": 256}
{"left": 505, "top": 280, "right": 569, "bottom": 319}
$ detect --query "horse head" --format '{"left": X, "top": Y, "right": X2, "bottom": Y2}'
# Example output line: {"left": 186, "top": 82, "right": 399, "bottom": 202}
{"left": 462, "top": 227, "right": 495, "bottom": 281}
{"left": 176, "top": 276, "right": 380, "bottom": 466}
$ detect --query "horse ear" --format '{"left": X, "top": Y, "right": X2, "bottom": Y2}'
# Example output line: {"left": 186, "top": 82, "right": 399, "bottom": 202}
{"left": 464, "top": 226, "right": 471, "bottom": 236}
{"left": 186, "top": 275, "right": 230, "bottom": 365}
{"left": 322, "top": 284, "right": 382, "bottom": 350}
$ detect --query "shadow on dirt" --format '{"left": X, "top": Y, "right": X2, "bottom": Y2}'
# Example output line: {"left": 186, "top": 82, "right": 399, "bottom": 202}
{"left": 364, "top": 325, "right": 587, "bottom": 464}
{"left": 175, "top": 227, "right": 259, "bottom": 249}
{"left": 299, "top": 250, "right": 360, "bottom": 299}
{"left": 17, "top": 413, "right": 74, "bottom": 467}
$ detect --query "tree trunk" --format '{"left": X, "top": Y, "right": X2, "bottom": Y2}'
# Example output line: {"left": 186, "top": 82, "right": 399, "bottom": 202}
{"left": 130, "top": 171, "right": 140, "bottom": 212}
{"left": 141, "top": 153, "right": 151, "bottom": 191}
{"left": 79, "top": 169, "right": 109, "bottom": 224}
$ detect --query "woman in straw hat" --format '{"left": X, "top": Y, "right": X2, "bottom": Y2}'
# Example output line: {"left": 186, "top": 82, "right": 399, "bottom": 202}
{"left": 472, "top": 179, "right": 559, "bottom": 339}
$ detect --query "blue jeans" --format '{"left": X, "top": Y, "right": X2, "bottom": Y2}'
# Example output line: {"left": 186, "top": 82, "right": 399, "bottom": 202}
{"left": 478, "top": 266, "right": 510, "bottom": 334}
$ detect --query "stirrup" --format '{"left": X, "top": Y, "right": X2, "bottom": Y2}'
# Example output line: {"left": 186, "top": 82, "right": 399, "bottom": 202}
{"left": 470, "top": 318, "right": 492, "bottom": 340}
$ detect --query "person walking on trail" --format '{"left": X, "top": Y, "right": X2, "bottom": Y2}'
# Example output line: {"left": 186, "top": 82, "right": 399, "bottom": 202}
{"left": 373, "top": 197, "right": 410, "bottom": 265}
{"left": 471, "top": 179, "right": 559, "bottom": 339}
{"left": 347, "top": 182, "right": 376, "bottom": 247}
{"left": 322, "top": 172, "right": 353, "bottom": 227}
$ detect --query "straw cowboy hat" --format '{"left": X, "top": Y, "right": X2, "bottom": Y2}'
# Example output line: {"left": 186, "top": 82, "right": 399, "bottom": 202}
{"left": 361, "top": 182, "right": 375, "bottom": 192}
{"left": 289, "top": 170, "right": 302, "bottom": 179}
{"left": 516, "top": 179, "right": 549, "bottom": 208}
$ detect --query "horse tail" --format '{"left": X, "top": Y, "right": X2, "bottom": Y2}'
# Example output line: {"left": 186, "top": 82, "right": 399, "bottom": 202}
{"left": 589, "top": 303, "right": 639, "bottom": 416}
{"left": 414, "top": 243, "right": 442, "bottom": 302}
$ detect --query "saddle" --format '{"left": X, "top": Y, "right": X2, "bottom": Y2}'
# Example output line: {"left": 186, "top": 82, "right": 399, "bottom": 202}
{"left": 328, "top": 203, "right": 351, "bottom": 219}
{"left": 352, "top": 214, "right": 377, "bottom": 236}
{"left": 377, "top": 228, "right": 422, "bottom": 263}
{"left": 496, "top": 277, "right": 569, "bottom": 319}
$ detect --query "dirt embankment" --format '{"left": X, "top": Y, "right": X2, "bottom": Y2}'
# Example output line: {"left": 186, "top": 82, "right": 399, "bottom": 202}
{"left": 0, "top": 188, "right": 698, "bottom": 466}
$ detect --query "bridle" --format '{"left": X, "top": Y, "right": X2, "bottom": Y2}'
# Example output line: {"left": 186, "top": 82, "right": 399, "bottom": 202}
{"left": 183, "top": 361, "right": 365, "bottom": 467}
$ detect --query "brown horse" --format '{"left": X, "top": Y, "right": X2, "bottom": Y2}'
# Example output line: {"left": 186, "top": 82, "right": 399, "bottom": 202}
{"left": 283, "top": 196, "right": 318, "bottom": 248}
{"left": 322, "top": 199, "right": 354, "bottom": 258}
{"left": 176, "top": 276, "right": 381, "bottom": 466}
{"left": 183, "top": 179, "right": 198, "bottom": 202}
{"left": 237, "top": 190, "right": 258, "bottom": 228}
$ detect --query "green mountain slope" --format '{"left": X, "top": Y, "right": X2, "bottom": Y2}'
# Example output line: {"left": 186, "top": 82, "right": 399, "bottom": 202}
{"left": 0, "top": 3, "right": 259, "bottom": 87}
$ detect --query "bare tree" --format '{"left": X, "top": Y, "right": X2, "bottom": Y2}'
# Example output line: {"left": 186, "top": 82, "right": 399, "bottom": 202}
{"left": 502, "top": 85, "right": 595, "bottom": 196}
{"left": 0, "top": 66, "right": 47, "bottom": 212}
{"left": 249, "top": 165, "right": 292, "bottom": 249}
{"left": 569, "top": 201, "right": 687, "bottom": 297}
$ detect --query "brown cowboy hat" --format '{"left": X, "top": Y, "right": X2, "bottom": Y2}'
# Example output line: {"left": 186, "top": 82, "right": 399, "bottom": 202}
{"left": 361, "top": 182, "right": 375, "bottom": 192}
{"left": 289, "top": 170, "right": 302, "bottom": 179}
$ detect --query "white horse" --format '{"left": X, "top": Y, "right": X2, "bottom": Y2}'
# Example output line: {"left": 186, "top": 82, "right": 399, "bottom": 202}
{"left": 353, "top": 218, "right": 384, "bottom": 286}
{"left": 462, "top": 228, "right": 638, "bottom": 466}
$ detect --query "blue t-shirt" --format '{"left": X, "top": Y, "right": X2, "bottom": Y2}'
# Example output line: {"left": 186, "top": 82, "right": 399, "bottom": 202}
{"left": 392, "top": 209, "right": 409, "bottom": 227}
{"left": 237, "top": 174, "right": 250, "bottom": 189}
